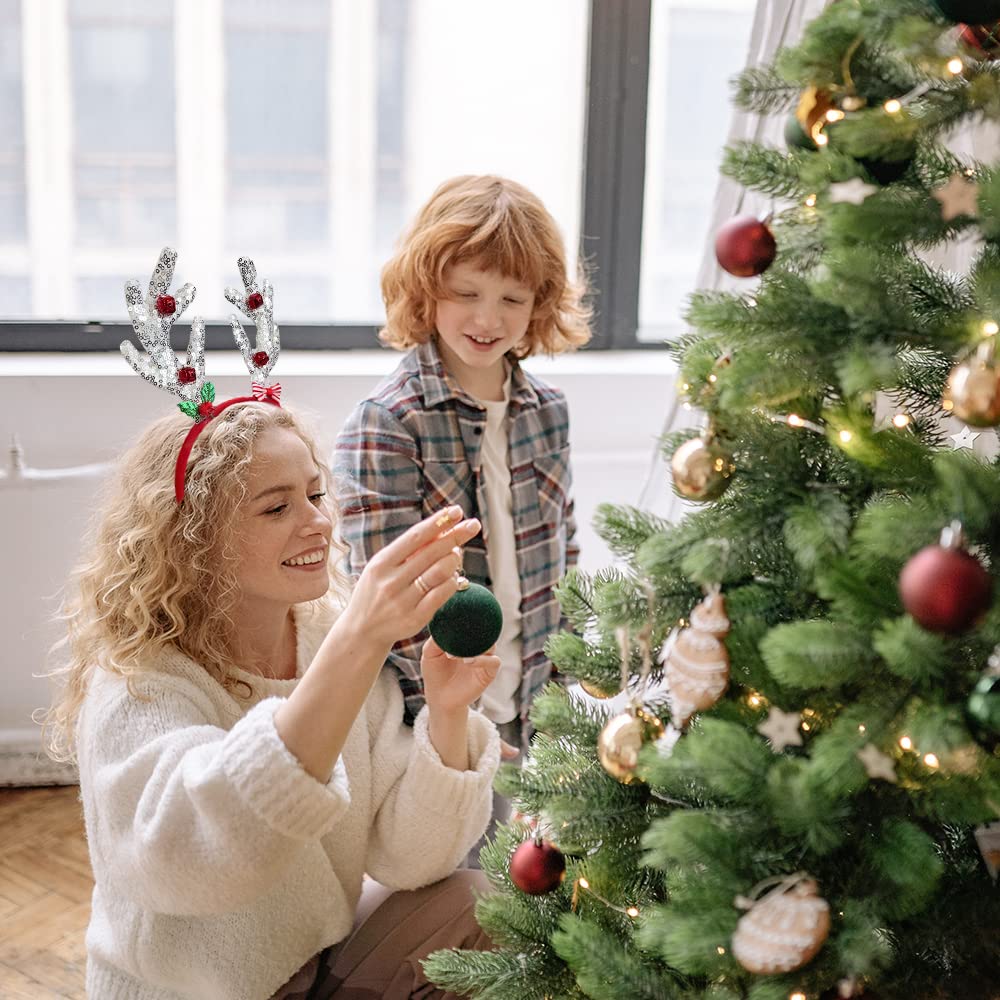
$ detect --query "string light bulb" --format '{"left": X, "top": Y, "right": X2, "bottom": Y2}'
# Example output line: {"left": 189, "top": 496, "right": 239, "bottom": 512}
{"left": 578, "top": 877, "right": 590, "bottom": 889}
{"left": 788, "top": 414, "right": 804, "bottom": 427}
{"left": 626, "top": 906, "right": 640, "bottom": 918}
{"left": 790, "top": 993, "right": 808, "bottom": 1000}
{"left": 839, "top": 429, "right": 853, "bottom": 443}
{"left": 900, "top": 735, "right": 913, "bottom": 751}
{"left": 716, "top": 946, "right": 726, "bottom": 955}
{"left": 924, "top": 753, "right": 940, "bottom": 769}
{"left": 892, "top": 414, "right": 910, "bottom": 428}
{"left": 826, "top": 109, "right": 845, "bottom": 123}
{"left": 815, "top": 133, "right": 829, "bottom": 147}
{"left": 884, "top": 98, "right": 902, "bottom": 114}
{"left": 805, "top": 193, "right": 817, "bottom": 207}
{"left": 947, "top": 57, "right": 964, "bottom": 75}
{"left": 984, "top": 321, "right": 999, "bottom": 336}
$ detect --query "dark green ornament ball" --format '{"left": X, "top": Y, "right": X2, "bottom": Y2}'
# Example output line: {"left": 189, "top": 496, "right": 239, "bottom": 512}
{"left": 931, "top": 0, "right": 1000, "bottom": 24}
{"left": 784, "top": 113, "right": 816, "bottom": 151}
{"left": 966, "top": 674, "right": 1000, "bottom": 752}
{"left": 429, "top": 583, "right": 503, "bottom": 657}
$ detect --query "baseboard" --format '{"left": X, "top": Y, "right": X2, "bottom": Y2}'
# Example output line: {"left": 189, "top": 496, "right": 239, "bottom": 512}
{"left": 0, "top": 728, "right": 78, "bottom": 786}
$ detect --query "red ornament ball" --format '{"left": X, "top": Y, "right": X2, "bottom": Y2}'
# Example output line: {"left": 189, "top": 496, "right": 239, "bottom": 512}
{"left": 246, "top": 292, "right": 264, "bottom": 311}
{"left": 177, "top": 366, "right": 197, "bottom": 385}
{"left": 197, "top": 400, "right": 215, "bottom": 418}
{"left": 155, "top": 294, "right": 176, "bottom": 316}
{"left": 509, "top": 839, "right": 566, "bottom": 895}
{"left": 959, "top": 22, "right": 1000, "bottom": 55}
{"left": 715, "top": 215, "right": 777, "bottom": 277}
{"left": 252, "top": 350, "right": 270, "bottom": 368}
{"left": 899, "top": 544, "right": 992, "bottom": 633}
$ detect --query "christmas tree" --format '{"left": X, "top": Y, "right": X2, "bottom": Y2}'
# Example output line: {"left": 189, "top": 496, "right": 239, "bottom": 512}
{"left": 427, "top": 1, "right": 1000, "bottom": 997}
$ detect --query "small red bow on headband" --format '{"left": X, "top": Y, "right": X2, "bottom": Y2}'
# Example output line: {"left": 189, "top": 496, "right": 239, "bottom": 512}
{"left": 251, "top": 381, "right": 282, "bottom": 404}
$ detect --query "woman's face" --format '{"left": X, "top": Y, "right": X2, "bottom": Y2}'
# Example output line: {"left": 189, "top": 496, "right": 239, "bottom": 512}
{"left": 230, "top": 426, "right": 333, "bottom": 612}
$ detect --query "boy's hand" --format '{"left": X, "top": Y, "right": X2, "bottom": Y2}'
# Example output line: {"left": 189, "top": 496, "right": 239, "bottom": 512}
{"left": 421, "top": 638, "right": 500, "bottom": 716}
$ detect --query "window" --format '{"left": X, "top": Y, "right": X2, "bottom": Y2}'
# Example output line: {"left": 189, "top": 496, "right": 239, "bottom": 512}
{"left": 0, "top": 0, "right": 757, "bottom": 349}
{"left": 639, "top": 0, "right": 757, "bottom": 342}
{"left": 0, "top": 0, "right": 28, "bottom": 312}
{"left": 70, "top": 1, "right": 177, "bottom": 248}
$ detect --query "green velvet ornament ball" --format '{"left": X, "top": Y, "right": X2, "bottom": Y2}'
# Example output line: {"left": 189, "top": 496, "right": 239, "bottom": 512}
{"left": 966, "top": 674, "right": 1000, "bottom": 752}
{"left": 429, "top": 582, "right": 503, "bottom": 658}
{"left": 784, "top": 113, "right": 816, "bottom": 151}
{"left": 931, "top": 0, "right": 1000, "bottom": 24}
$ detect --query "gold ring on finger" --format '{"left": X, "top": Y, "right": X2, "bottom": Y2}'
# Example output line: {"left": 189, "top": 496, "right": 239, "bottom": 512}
{"left": 415, "top": 573, "right": 432, "bottom": 595}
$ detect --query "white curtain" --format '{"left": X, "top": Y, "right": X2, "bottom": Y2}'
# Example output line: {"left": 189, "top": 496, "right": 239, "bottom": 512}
{"left": 636, "top": 0, "right": 1000, "bottom": 519}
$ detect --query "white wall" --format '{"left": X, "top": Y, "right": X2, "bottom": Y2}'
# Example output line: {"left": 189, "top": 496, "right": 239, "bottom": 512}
{"left": 0, "top": 350, "right": 677, "bottom": 782}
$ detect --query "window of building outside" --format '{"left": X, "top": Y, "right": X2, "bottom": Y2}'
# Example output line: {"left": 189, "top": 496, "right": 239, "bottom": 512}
{"left": 2, "top": 0, "right": 587, "bottom": 331}
{"left": 638, "top": 0, "right": 757, "bottom": 343}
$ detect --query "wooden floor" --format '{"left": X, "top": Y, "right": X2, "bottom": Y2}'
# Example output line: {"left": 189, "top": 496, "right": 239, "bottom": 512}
{"left": 0, "top": 786, "right": 90, "bottom": 999}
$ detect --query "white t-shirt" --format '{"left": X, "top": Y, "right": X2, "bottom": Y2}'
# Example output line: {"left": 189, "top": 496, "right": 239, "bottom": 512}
{"left": 475, "top": 373, "right": 524, "bottom": 724}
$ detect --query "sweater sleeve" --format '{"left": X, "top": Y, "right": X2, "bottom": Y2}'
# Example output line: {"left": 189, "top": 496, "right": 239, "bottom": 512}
{"left": 78, "top": 675, "right": 351, "bottom": 917}
{"left": 362, "top": 674, "right": 500, "bottom": 889}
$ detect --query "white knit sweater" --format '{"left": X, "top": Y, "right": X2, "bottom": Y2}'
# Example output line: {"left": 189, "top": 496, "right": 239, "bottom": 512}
{"left": 76, "top": 602, "right": 500, "bottom": 1000}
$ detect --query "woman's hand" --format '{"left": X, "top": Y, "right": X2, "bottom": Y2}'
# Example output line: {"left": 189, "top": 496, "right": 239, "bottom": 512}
{"left": 420, "top": 637, "right": 501, "bottom": 716}
{"left": 343, "top": 506, "right": 481, "bottom": 650}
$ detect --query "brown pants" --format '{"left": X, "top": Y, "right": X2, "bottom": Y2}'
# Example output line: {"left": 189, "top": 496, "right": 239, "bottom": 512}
{"left": 272, "top": 870, "right": 491, "bottom": 1000}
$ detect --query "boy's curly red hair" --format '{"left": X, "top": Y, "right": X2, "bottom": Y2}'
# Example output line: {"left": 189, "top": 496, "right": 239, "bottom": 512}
{"left": 380, "top": 175, "right": 592, "bottom": 357}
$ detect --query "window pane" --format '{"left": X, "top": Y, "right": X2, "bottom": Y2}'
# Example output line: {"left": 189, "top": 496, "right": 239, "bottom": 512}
{"left": 638, "top": 0, "right": 756, "bottom": 341}
{"left": 70, "top": 1, "right": 177, "bottom": 248}
{"left": 0, "top": 0, "right": 26, "bottom": 246}
{"left": 0, "top": 276, "right": 31, "bottom": 317}
{"left": 225, "top": 0, "right": 329, "bottom": 252}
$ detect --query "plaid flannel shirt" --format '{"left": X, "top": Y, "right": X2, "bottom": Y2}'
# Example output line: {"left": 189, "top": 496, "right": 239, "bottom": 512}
{"left": 333, "top": 337, "right": 579, "bottom": 732}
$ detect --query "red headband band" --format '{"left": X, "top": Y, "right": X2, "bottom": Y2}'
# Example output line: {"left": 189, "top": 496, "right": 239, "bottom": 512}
{"left": 173, "top": 382, "right": 283, "bottom": 503}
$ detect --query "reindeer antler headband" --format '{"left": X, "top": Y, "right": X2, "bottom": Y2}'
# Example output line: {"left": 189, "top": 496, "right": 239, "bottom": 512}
{"left": 121, "top": 248, "right": 283, "bottom": 503}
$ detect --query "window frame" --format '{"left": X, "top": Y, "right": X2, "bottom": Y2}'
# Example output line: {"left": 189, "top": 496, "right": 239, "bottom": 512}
{"left": 2, "top": 0, "right": 664, "bottom": 353}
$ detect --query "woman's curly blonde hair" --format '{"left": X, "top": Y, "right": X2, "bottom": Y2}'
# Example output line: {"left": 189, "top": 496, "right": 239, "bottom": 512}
{"left": 380, "top": 174, "right": 592, "bottom": 357}
{"left": 41, "top": 402, "right": 349, "bottom": 763}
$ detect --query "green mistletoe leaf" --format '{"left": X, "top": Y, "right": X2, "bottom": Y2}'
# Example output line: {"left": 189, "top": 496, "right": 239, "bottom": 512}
{"left": 201, "top": 382, "right": 216, "bottom": 403}
{"left": 178, "top": 400, "right": 199, "bottom": 419}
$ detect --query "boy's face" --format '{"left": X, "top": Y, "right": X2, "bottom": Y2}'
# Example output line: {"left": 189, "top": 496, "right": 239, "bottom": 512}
{"left": 230, "top": 426, "right": 333, "bottom": 612}
{"left": 434, "top": 261, "right": 535, "bottom": 374}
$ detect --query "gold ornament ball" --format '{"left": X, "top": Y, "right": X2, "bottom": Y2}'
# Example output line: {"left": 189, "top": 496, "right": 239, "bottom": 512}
{"left": 597, "top": 708, "right": 665, "bottom": 784}
{"left": 944, "top": 343, "right": 1000, "bottom": 427}
{"left": 580, "top": 679, "right": 617, "bottom": 699}
{"left": 671, "top": 437, "right": 735, "bottom": 501}
{"left": 795, "top": 86, "right": 836, "bottom": 142}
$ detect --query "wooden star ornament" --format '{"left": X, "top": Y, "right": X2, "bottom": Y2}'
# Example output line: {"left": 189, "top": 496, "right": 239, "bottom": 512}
{"left": 857, "top": 743, "right": 897, "bottom": 784}
{"left": 757, "top": 707, "right": 804, "bottom": 751}
{"left": 933, "top": 173, "right": 980, "bottom": 221}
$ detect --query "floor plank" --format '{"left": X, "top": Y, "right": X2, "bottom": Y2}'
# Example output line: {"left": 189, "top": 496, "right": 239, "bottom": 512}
{"left": 0, "top": 787, "right": 90, "bottom": 997}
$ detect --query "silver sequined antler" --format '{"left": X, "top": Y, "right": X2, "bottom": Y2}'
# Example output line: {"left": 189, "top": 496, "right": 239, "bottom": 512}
{"left": 121, "top": 248, "right": 209, "bottom": 415}
{"left": 224, "top": 258, "right": 279, "bottom": 384}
